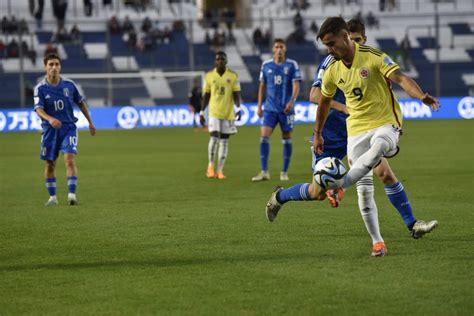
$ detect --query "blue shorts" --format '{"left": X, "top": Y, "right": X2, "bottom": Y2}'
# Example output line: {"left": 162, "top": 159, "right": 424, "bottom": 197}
{"left": 40, "top": 123, "right": 78, "bottom": 161}
{"left": 262, "top": 111, "right": 294, "bottom": 133}
{"left": 311, "top": 145, "right": 347, "bottom": 173}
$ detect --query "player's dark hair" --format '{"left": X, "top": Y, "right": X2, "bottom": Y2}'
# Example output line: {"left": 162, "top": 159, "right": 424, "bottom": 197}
{"left": 215, "top": 51, "right": 227, "bottom": 58}
{"left": 273, "top": 38, "right": 285, "bottom": 45}
{"left": 347, "top": 18, "right": 366, "bottom": 36}
{"left": 317, "top": 16, "right": 349, "bottom": 40}
{"left": 43, "top": 53, "right": 61, "bottom": 65}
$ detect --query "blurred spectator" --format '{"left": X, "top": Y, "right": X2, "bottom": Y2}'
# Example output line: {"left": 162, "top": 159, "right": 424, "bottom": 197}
{"left": 122, "top": 16, "right": 135, "bottom": 33}
{"left": 173, "top": 20, "right": 185, "bottom": 33}
{"left": 33, "top": 0, "right": 45, "bottom": 28}
{"left": 108, "top": 15, "right": 121, "bottom": 34}
{"left": 293, "top": 11, "right": 303, "bottom": 29}
{"left": 205, "top": 30, "right": 212, "bottom": 45}
{"left": 123, "top": 29, "right": 137, "bottom": 48}
{"left": 366, "top": 11, "right": 379, "bottom": 29}
{"left": 84, "top": 0, "right": 93, "bottom": 17}
{"left": 222, "top": 8, "right": 235, "bottom": 33}
{"left": 310, "top": 20, "right": 318, "bottom": 34}
{"left": 141, "top": 16, "right": 152, "bottom": 33}
{"left": 70, "top": 24, "right": 81, "bottom": 43}
{"left": 28, "top": 47, "right": 37, "bottom": 65}
{"left": 55, "top": 27, "right": 71, "bottom": 42}
{"left": 388, "top": 0, "right": 397, "bottom": 11}
{"left": 44, "top": 42, "right": 58, "bottom": 56}
{"left": 19, "top": 18, "right": 29, "bottom": 34}
{"left": 7, "top": 39, "right": 19, "bottom": 58}
{"left": 291, "top": 0, "right": 309, "bottom": 10}
{"left": 0, "top": 39, "right": 5, "bottom": 58}
{"left": 399, "top": 33, "right": 411, "bottom": 69}
{"left": 103, "top": 0, "right": 112, "bottom": 8}
{"left": 9, "top": 16, "right": 19, "bottom": 34}
{"left": 253, "top": 27, "right": 263, "bottom": 46}
{"left": 379, "top": 0, "right": 386, "bottom": 11}
{"left": 1, "top": 16, "right": 10, "bottom": 34}
{"left": 52, "top": 0, "right": 68, "bottom": 31}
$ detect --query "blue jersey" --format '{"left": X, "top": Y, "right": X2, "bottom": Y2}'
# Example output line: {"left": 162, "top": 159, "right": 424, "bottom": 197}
{"left": 312, "top": 55, "right": 348, "bottom": 150}
{"left": 34, "top": 76, "right": 84, "bottom": 126}
{"left": 259, "top": 58, "right": 301, "bottom": 113}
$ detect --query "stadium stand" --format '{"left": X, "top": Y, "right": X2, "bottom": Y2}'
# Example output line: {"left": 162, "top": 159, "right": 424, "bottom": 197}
{"left": 0, "top": 0, "right": 473, "bottom": 108}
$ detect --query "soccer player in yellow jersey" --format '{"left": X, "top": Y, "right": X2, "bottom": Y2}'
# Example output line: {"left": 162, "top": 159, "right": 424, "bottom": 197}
{"left": 200, "top": 51, "right": 241, "bottom": 179}
{"left": 313, "top": 17, "right": 440, "bottom": 241}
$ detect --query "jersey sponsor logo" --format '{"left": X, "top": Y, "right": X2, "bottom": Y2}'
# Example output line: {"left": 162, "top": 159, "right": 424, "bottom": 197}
{"left": 0, "top": 112, "right": 6, "bottom": 131}
{"left": 63, "top": 88, "right": 69, "bottom": 97}
{"left": 359, "top": 68, "right": 369, "bottom": 79}
{"left": 117, "top": 106, "right": 139, "bottom": 129}
{"left": 268, "top": 69, "right": 272, "bottom": 73}
{"left": 45, "top": 94, "right": 51, "bottom": 99}
{"left": 457, "top": 96, "right": 474, "bottom": 119}
{"left": 338, "top": 78, "right": 345, "bottom": 84}
{"left": 226, "top": 79, "right": 231, "bottom": 84}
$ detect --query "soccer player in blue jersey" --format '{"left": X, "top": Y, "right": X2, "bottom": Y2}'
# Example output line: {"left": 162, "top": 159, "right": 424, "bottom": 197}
{"left": 265, "top": 19, "right": 438, "bottom": 257}
{"left": 34, "top": 53, "right": 96, "bottom": 206}
{"left": 251, "top": 38, "right": 301, "bottom": 182}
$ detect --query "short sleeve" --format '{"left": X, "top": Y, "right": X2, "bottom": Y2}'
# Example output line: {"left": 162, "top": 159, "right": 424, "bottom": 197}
{"left": 203, "top": 73, "right": 211, "bottom": 93}
{"left": 259, "top": 64, "right": 266, "bottom": 83}
{"left": 232, "top": 74, "right": 241, "bottom": 92}
{"left": 33, "top": 85, "right": 44, "bottom": 110}
{"left": 292, "top": 61, "right": 302, "bottom": 81}
{"left": 72, "top": 82, "right": 85, "bottom": 104}
{"left": 320, "top": 66, "right": 337, "bottom": 98}
{"left": 379, "top": 53, "right": 400, "bottom": 78}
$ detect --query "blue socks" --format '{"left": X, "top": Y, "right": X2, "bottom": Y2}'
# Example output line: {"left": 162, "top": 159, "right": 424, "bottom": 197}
{"left": 282, "top": 139, "right": 292, "bottom": 172}
{"left": 67, "top": 176, "right": 77, "bottom": 194}
{"left": 384, "top": 181, "right": 416, "bottom": 229}
{"left": 277, "top": 183, "right": 311, "bottom": 204}
{"left": 260, "top": 137, "right": 270, "bottom": 171}
{"left": 45, "top": 178, "right": 56, "bottom": 196}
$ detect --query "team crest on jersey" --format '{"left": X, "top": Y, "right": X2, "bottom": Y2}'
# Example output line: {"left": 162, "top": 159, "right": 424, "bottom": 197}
{"left": 284, "top": 67, "right": 289, "bottom": 74}
{"left": 226, "top": 79, "right": 231, "bottom": 83}
{"left": 63, "top": 88, "right": 69, "bottom": 97}
{"left": 359, "top": 68, "right": 369, "bottom": 79}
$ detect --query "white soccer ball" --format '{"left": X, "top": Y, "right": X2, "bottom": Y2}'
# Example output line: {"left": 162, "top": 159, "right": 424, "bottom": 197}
{"left": 314, "top": 157, "right": 347, "bottom": 189}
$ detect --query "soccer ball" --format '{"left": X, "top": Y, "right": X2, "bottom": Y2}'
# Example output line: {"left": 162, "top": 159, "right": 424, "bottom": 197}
{"left": 314, "top": 157, "right": 347, "bottom": 189}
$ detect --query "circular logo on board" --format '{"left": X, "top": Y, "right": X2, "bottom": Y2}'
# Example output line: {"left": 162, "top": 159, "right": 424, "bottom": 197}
{"left": 359, "top": 68, "right": 369, "bottom": 79}
{"left": 117, "top": 106, "right": 139, "bottom": 129}
{"left": 458, "top": 97, "right": 474, "bottom": 119}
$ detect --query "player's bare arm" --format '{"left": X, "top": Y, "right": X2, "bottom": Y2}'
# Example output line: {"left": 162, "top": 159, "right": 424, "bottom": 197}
{"left": 78, "top": 101, "right": 96, "bottom": 136}
{"left": 200, "top": 92, "right": 211, "bottom": 125}
{"left": 313, "top": 94, "right": 332, "bottom": 154}
{"left": 310, "top": 86, "right": 348, "bottom": 114}
{"left": 388, "top": 69, "right": 440, "bottom": 111}
{"left": 284, "top": 80, "right": 300, "bottom": 113}
{"left": 257, "top": 81, "right": 265, "bottom": 117}
{"left": 233, "top": 91, "right": 241, "bottom": 120}
{"left": 35, "top": 107, "right": 62, "bottom": 128}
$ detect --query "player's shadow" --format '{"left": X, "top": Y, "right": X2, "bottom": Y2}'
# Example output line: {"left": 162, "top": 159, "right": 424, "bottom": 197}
{"left": 0, "top": 252, "right": 337, "bottom": 272}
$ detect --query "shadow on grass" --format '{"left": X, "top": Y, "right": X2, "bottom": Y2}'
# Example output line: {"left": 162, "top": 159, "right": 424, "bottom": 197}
{"left": 0, "top": 252, "right": 340, "bottom": 272}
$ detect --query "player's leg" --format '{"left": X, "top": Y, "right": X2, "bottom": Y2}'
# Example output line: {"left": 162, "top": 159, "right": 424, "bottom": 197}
{"left": 41, "top": 127, "right": 59, "bottom": 205}
{"left": 279, "top": 113, "right": 294, "bottom": 181}
{"left": 342, "top": 125, "right": 400, "bottom": 190}
{"left": 376, "top": 158, "right": 438, "bottom": 238}
{"left": 206, "top": 117, "right": 220, "bottom": 178}
{"left": 44, "top": 160, "right": 58, "bottom": 205}
{"left": 215, "top": 119, "right": 237, "bottom": 179}
{"left": 61, "top": 124, "right": 79, "bottom": 205}
{"left": 252, "top": 111, "right": 277, "bottom": 181}
{"left": 347, "top": 132, "right": 386, "bottom": 256}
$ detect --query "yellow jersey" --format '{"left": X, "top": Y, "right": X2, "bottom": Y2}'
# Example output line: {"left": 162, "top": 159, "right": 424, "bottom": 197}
{"left": 321, "top": 43, "right": 402, "bottom": 136}
{"left": 204, "top": 68, "right": 241, "bottom": 120}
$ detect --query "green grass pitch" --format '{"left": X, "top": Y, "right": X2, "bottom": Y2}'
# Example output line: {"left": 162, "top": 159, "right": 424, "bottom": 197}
{"left": 0, "top": 120, "right": 473, "bottom": 314}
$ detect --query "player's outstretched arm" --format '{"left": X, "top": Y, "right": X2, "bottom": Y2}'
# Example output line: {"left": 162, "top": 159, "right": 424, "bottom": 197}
{"left": 313, "top": 95, "right": 332, "bottom": 154}
{"left": 309, "top": 86, "right": 348, "bottom": 114}
{"left": 78, "top": 101, "right": 96, "bottom": 136}
{"left": 388, "top": 69, "right": 440, "bottom": 111}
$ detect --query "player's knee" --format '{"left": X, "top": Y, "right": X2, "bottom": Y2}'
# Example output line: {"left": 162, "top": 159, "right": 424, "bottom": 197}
{"left": 64, "top": 156, "right": 76, "bottom": 168}
{"left": 45, "top": 160, "right": 56, "bottom": 172}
